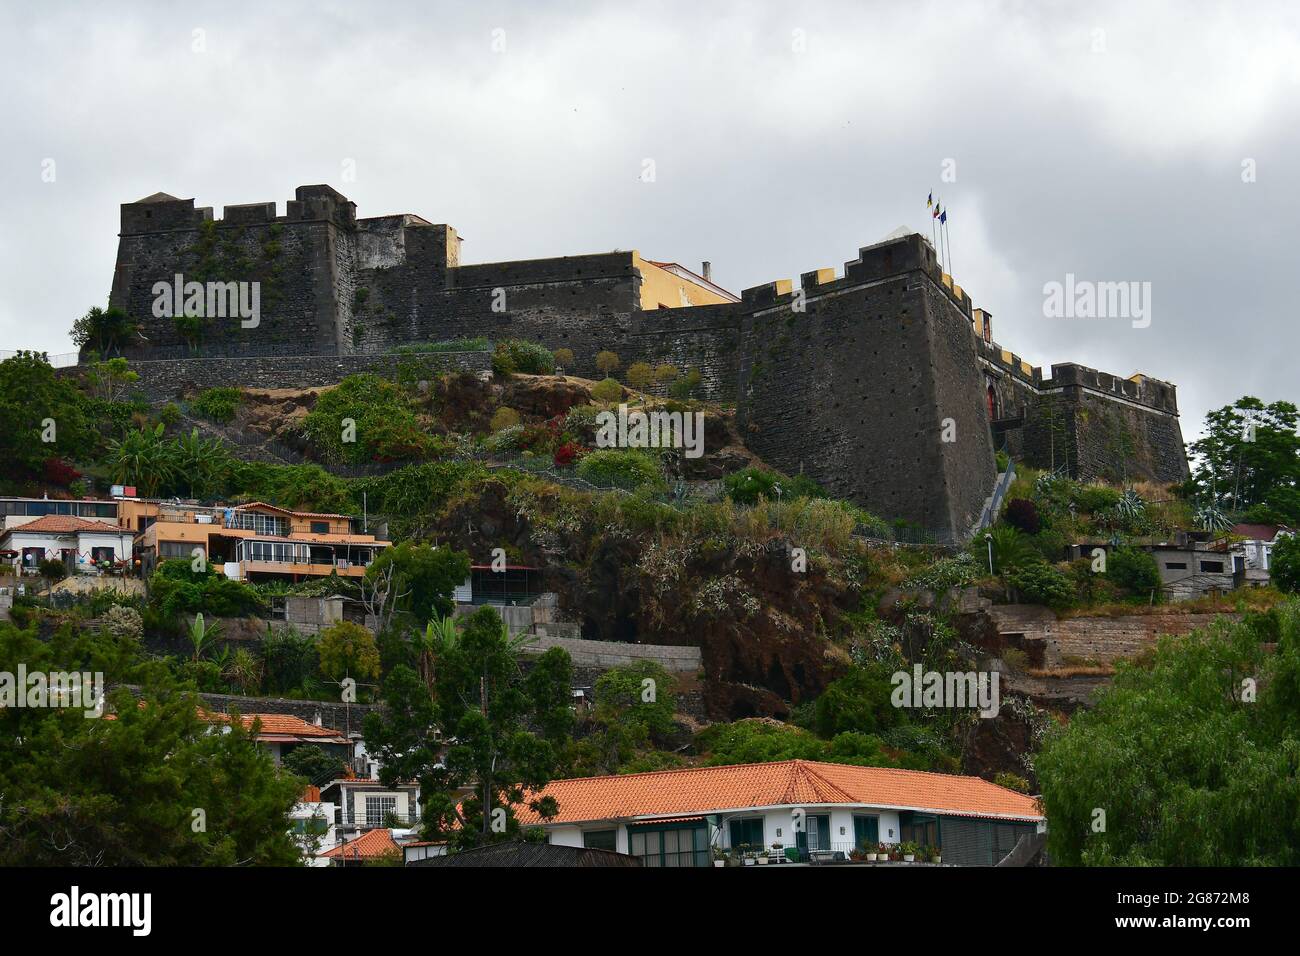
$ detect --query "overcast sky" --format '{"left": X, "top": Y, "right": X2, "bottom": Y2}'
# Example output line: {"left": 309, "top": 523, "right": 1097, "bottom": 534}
{"left": 3, "top": 0, "right": 1298, "bottom": 439}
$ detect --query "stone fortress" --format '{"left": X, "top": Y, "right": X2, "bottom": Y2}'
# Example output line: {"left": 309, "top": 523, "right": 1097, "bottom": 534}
{"left": 105, "top": 184, "right": 1190, "bottom": 542}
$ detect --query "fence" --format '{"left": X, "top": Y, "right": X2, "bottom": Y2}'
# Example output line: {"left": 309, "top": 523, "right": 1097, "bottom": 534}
{"left": 0, "top": 349, "right": 79, "bottom": 368}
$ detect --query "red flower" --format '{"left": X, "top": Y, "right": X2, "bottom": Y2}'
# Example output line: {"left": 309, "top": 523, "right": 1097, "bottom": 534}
{"left": 553, "top": 442, "right": 578, "bottom": 467}
{"left": 43, "top": 458, "right": 81, "bottom": 486}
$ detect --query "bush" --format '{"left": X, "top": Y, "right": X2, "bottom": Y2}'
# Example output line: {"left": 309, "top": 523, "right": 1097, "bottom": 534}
{"left": 38, "top": 559, "right": 67, "bottom": 582}
{"left": 1105, "top": 547, "right": 1162, "bottom": 598}
{"left": 1006, "top": 561, "right": 1074, "bottom": 609}
{"left": 724, "top": 467, "right": 778, "bottom": 505}
{"left": 191, "top": 387, "right": 243, "bottom": 424}
{"left": 668, "top": 367, "right": 702, "bottom": 400}
{"left": 317, "top": 621, "right": 381, "bottom": 682}
{"left": 590, "top": 378, "right": 623, "bottom": 403}
{"left": 1072, "top": 484, "right": 1122, "bottom": 514}
{"left": 1004, "top": 498, "right": 1041, "bottom": 535}
{"left": 483, "top": 423, "right": 524, "bottom": 454}
{"left": 994, "top": 772, "right": 1031, "bottom": 793}
{"left": 654, "top": 364, "right": 678, "bottom": 384}
{"left": 553, "top": 347, "right": 575, "bottom": 369}
{"left": 490, "top": 407, "right": 521, "bottom": 432}
{"left": 494, "top": 339, "right": 555, "bottom": 375}
{"left": 302, "top": 373, "right": 433, "bottom": 464}
{"left": 393, "top": 337, "right": 489, "bottom": 354}
{"left": 576, "top": 449, "right": 664, "bottom": 491}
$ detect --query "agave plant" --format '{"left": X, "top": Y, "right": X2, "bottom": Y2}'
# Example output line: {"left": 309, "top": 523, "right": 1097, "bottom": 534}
{"left": 1115, "top": 489, "right": 1146, "bottom": 521}
{"left": 1195, "top": 503, "right": 1233, "bottom": 532}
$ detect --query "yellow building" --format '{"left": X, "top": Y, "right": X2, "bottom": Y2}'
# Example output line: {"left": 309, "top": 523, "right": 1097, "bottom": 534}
{"left": 633, "top": 254, "right": 739, "bottom": 310}
{"left": 126, "top": 499, "right": 388, "bottom": 581}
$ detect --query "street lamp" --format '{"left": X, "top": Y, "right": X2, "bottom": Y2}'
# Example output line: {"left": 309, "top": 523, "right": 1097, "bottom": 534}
{"left": 984, "top": 532, "right": 994, "bottom": 575}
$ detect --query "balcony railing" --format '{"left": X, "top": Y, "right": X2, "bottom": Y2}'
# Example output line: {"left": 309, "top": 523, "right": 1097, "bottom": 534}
{"left": 336, "top": 808, "right": 422, "bottom": 829}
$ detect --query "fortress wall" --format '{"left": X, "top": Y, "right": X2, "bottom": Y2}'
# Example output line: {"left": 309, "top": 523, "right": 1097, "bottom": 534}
{"left": 627, "top": 302, "right": 745, "bottom": 399}
{"left": 116, "top": 350, "right": 490, "bottom": 403}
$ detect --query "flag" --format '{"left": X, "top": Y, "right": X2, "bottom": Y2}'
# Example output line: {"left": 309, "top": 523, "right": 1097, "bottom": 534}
{"left": 939, "top": 209, "right": 947, "bottom": 225}
{"left": 926, "top": 191, "right": 933, "bottom": 208}
{"left": 932, "top": 203, "right": 941, "bottom": 219}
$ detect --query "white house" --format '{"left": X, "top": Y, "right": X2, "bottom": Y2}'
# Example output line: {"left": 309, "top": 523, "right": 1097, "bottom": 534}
{"left": 517, "top": 759, "right": 1044, "bottom": 867}
{"left": 0, "top": 514, "right": 134, "bottom": 575}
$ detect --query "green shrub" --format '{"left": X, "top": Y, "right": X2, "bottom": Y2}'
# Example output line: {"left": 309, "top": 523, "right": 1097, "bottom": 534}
{"left": 724, "top": 467, "right": 778, "bottom": 505}
{"left": 1105, "top": 547, "right": 1162, "bottom": 598}
{"left": 393, "top": 337, "right": 489, "bottom": 354}
{"left": 494, "top": 339, "right": 555, "bottom": 375}
{"left": 1006, "top": 561, "right": 1074, "bottom": 609}
{"left": 1072, "top": 484, "right": 1122, "bottom": 514}
{"left": 576, "top": 449, "right": 664, "bottom": 491}
{"left": 1273, "top": 534, "right": 1300, "bottom": 594}
{"left": 668, "top": 367, "right": 702, "bottom": 399}
{"left": 191, "top": 387, "right": 243, "bottom": 424}
{"left": 490, "top": 407, "right": 521, "bottom": 432}
{"left": 590, "top": 378, "right": 623, "bottom": 403}
{"left": 302, "top": 373, "right": 433, "bottom": 464}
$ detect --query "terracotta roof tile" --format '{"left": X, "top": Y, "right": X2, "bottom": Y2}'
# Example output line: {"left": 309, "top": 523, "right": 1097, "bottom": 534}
{"left": 516, "top": 760, "right": 1042, "bottom": 826}
{"left": 320, "top": 828, "right": 400, "bottom": 860}
{"left": 2, "top": 515, "right": 124, "bottom": 535}
{"left": 201, "top": 711, "right": 348, "bottom": 742}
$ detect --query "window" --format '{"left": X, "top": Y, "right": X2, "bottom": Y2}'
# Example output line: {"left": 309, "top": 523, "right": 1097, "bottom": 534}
{"left": 310, "top": 520, "right": 330, "bottom": 534}
{"left": 228, "top": 511, "right": 288, "bottom": 536}
{"left": 728, "top": 817, "right": 764, "bottom": 852}
{"left": 583, "top": 829, "right": 617, "bottom": 851}
{"left": 364, "top": 796, "right": 397, "bottom": 827}
{"left": 1200, "top": 561, "right": 1225, "bottom": 573}
{"left": 160, "top": 541, "right": 201, "bottom": 559}
{"left": 90, "top": 546, "right": 115, "bottom": 565}
{"left": 628, "top": 822, "right": 709, "bottom": 868}
{"left": 1164, "top": 561, "right": 1187, "bottom": 570}
{"left": 853, "top": 814, "right": 880, "bottom": 849}
{"left": 244, "top": 540, "right": 307, "bottom": 564}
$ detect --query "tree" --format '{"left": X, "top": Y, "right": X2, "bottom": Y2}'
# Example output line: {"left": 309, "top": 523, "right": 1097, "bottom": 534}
{"left": 1188, "top": 397, "right": 1300, "bottom": 521}
{"left": 363, "top": 542, "right": 470, "bottom": 627}
{"left": 654, "top": 364, "right": 679, "bottom": 385}
{"left": 594, "top": 350, "right": 620, "bottom": 377}
{"left": 813, "top": 663, "right": 904, "bottom": 739}
{"left": 1105, "top": 546, "right": 1162, "bottom": 598}
{"left": 317, "top": 621, "right": 381, "bottom": 682}
{"left": 283, "top": 743, "right": 347, "bottom": 786}
{"left": 83, "top": 356, "right": 139, "bottom": 403}
{"left": 0, "top": 352, "right": 94, "bottom": 478}
{"left": 553, "top": 347, "right": 575, "bottom": 371}
{"left": 667, "top": 367, "right": 702, "bottom": 400}
{"left": 626, "top": 362, "right": 654, "bottom": 391}
{"left": 70, "top": 305, "right": 139, "bottom": 357}
{"left": 0, "top": 621, "right": 304, "bottom": 866}
{"left": 365, "top": 606, "right": 574, "bottom": 849}
{"left": 1036, "top": 605, "right": 1300, "bottom": 865}
{"left": 570, "top": 661, "right": 676, "bottom": 774}
{"left": 1272, "top": 533, "right": 1300, "bottom": 594}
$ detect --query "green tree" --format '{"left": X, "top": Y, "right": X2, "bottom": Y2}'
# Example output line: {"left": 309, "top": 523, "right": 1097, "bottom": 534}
{"left": 1105, "top": 546, "right": 1162, "bottom": 598}
{"left": 0, "top": 621, "right": 304, "bottom": 866}
{"left": 594, "top": 350, "right": 620, "bottom": 376}
{"left": 1037, "top": 605, "right": 1300, "bottom": 865}
{"left": 626, "top": 362, "right": 654, "bottom": 390}
{"left": 283, "top": 743, "right": 347, "bottom": 787}
{"left": 570, "top": 661, "right": 676, "bottom": 774}
{"left": 70, "top": 305, "right": 139, "bottom": 357}
{"left": 365, "top": 607, "right": 574, "bottom": 849}
{"left": 813, "top": 663, "right": 903, "bottom": 739}
{"left": 1271, "top": 533, "right": 1300, "bottom": 594}
{"left": 0, "top": 352, "right": 94, "bottom": 477}
{"left": 363, "top": 541, "right": 470, "bottom": 627}
{"left": 1188, "top": 397, "right": 1300, "bottom": 521}
{"left": 317, "top": 621, "right": 381, "bottom": 682}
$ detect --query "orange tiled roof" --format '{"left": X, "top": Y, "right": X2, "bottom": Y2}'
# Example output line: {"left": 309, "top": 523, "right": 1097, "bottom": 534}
{"left": 320, "top": 828, "right": 400, "bottom": 860}
{"left": 515, "top": 760, "right": 1043, "bottom": 826}
{"left": 301, "top": 785, "right": 322, "bottom": 802}
{"left": 201, "top": 711, "right": 348, "bottom": 741}
{"left": 1, "top": 515, "right": 124, "bottom": 535}
{"left": 235, "top": 501, "right": 354, "bottom": 520}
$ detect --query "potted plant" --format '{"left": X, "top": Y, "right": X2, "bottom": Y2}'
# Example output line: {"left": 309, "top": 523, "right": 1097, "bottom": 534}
{"left": 929, "top": 845, "right": 942, "bottom": 864}
{"left": 713, "top": 850, "right": 727, "bottom": 868}
{"left": 876, "top": 842, "right": 891, "bottom": 862}
{"left": 901, "top": 841, "right": 918, "bottom": 863}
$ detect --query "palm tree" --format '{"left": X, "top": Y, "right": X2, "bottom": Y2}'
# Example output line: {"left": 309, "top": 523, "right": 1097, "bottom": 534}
{"left": 174, "top": 427, "right": 230, "bottom": 498}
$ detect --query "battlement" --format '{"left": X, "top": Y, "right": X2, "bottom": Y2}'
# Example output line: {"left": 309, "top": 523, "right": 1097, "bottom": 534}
{"left": 104, "top": 186, "right": 1188, "bottom": 531}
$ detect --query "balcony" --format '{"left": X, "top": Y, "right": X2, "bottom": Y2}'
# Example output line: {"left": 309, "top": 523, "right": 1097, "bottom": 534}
{"left": 336, "top": 807, "right": 422, "bottom": 830}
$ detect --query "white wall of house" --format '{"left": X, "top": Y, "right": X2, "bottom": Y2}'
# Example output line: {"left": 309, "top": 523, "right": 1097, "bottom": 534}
{"left": 4, "top": 530, "right": 134, "bottom": 573}
{"left": 545, "top": 806, "right": 909, "bottom": 857}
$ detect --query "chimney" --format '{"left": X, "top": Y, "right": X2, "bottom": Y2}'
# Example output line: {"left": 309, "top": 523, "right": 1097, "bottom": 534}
{"left": 701, "top": 261, "right": 712, "bottom": 283}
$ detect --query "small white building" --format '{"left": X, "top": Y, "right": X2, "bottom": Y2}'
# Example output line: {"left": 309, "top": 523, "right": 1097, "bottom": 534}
{"left": 0, "top": 514, "right": 134, "bottom": 575}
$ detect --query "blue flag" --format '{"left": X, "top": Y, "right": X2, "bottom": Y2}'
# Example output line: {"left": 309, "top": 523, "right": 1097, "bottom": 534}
{"left": 939, "top": 209, "right": 947, "bottom": 225}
